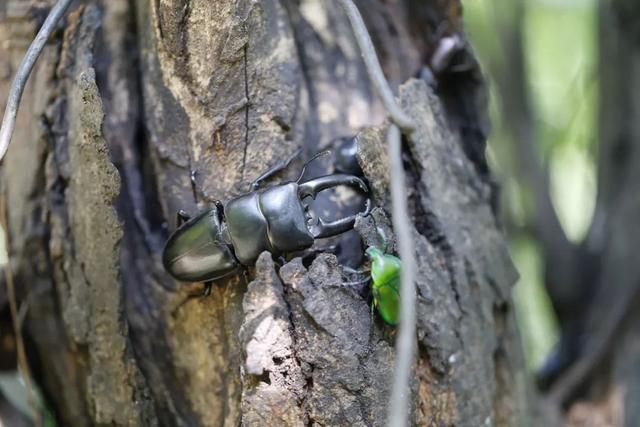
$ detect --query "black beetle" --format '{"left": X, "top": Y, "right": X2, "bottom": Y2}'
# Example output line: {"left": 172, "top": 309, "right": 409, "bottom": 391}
{"left": 333, "top": 136, "right": 363, "bottom": 177}
{"left": 162, "top": 151, "right": 370, "bottom": 293}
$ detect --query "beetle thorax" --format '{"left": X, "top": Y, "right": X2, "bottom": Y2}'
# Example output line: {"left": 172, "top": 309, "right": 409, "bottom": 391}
{"left": 224, "top": 183, "right": 315, "bottom": 265}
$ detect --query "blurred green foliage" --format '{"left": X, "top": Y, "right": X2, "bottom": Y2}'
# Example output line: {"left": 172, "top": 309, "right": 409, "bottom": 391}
{"left": 463, "top": 0, "right": 597, "bottom": 369}
{"left": 525, "top": 2, "right": 597, "bottom": 242}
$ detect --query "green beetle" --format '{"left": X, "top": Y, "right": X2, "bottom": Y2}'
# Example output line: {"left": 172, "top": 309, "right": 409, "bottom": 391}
{"left": 366, "top": 247, "right": 401, "bottom": 326}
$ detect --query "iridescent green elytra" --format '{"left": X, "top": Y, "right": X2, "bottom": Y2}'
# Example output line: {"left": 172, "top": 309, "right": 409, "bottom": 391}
{"left": 366, "top": 247, "right": 401, "bottom": 325}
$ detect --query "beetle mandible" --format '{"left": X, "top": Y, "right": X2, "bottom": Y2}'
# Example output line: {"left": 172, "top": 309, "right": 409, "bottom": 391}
{"left": 162, "top": 151, "right": 371, "bottom": 293}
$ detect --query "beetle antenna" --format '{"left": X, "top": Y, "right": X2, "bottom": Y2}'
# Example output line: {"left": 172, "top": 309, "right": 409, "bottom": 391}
{"left": 296, "top": 150, "right": 331, "bottom": 183}
{"left": 250, "top": 148, "right": 302, "bottom": 191}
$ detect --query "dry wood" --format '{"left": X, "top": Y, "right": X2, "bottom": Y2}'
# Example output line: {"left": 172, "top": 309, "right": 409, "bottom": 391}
{"left": 0, "top": 1, "right": 528, "bottom": 425}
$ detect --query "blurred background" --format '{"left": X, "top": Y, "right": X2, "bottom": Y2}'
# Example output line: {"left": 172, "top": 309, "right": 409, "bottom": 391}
{"left": 464, "top": 0, "right": 597, "bottom": 371}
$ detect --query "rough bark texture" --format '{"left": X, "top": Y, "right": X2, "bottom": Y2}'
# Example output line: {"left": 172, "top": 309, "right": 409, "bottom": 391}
{"left": 0, "top": 0, "right": 528, "bottom": 426}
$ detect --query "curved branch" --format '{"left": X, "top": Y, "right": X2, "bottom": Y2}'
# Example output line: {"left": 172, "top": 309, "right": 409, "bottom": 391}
{"left": 338, "top": 1, "right": 417, "bottom": 425}
{"left": 337, "top": 0, "right": 415, "bottom": 132}
{"left": 386, "top": 125, "right": 417, "bottom": 427}
{"left": 0, "top": 0, "right": 75, "bottom": 162}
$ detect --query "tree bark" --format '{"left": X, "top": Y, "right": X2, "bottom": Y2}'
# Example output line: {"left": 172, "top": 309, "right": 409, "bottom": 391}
{"left": 0, "top": 0, "right": 529, "bottom": 426}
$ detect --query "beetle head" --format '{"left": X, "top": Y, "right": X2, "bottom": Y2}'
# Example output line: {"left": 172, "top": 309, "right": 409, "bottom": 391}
{"left": 298, "top": 173, "right": 371, "bottom": 238}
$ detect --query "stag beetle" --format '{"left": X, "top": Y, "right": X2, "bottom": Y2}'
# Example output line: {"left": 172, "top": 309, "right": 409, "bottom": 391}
{"left": 333, "top": 136, "right": 363, "bottom": 177}
{"left": 162, "top": 151, "right": 370, "bottom": 293}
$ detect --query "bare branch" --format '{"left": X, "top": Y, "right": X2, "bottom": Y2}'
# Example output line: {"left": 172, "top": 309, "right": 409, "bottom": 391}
{"left": 0, "top": 0, "right": 75, "bottom": 162}
{"left": 386, "top": 124, "right": 417, "bottom": 427}
{"left": 337, "top": 1, "right": 417, "bottom": 425}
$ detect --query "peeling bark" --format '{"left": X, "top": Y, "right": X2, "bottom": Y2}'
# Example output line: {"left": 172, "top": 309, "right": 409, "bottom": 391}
{"left": 0, "top": 0, "right": 529, "bottom": 426}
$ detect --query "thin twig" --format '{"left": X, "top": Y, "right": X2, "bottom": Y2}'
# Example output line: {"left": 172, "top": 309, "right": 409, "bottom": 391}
{"left": 0, "top": 202, "right": 41, "bottom": 425}
{"left": 337, "top": 1, "right": 417, "bottom": 425}
{"left": 337, "top": 0, "right": 415, "bottom": 132}
{"left": 0, "top": 0, "right": 74, "bottom": 162}
{"left": 386, "top": 125, "right": 417, "bottom": 427}
{"left": 0, "top": 6, "right": 75, "bottom": 418}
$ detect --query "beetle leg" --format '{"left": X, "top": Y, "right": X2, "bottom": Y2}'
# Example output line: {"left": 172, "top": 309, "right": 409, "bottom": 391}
{"left": 241, "top": 268, "right": 250, "bottom": 286}
{"left": 292, "top": 244, "right": 338, "bottom": 265}
{"left": 176, "top": 210, "right": 192, "bottom": 228}
{"left": 202, "top": 281, "right": 213, "bottom": 297}
{"left": 342, "top": 278, "right": 371, "bottom": 293}
{"left": 342, "top": 265, "right": 370, "bottom": 275}
{"left": 298, "top": 173, "right": 371, "bottom": 238}
{"left": 250, "top": 148, "right": 302, "bottom": 191}
{"left": 295, "top": 150, "right": 331, "bottom": 183}
{"left": 370, "top": 298, "right": 376, "bottom": 327}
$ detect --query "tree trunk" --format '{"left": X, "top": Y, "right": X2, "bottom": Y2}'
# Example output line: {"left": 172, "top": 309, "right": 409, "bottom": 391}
{"left": 0, "top": 0, "right": 529, "bottom": 426}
